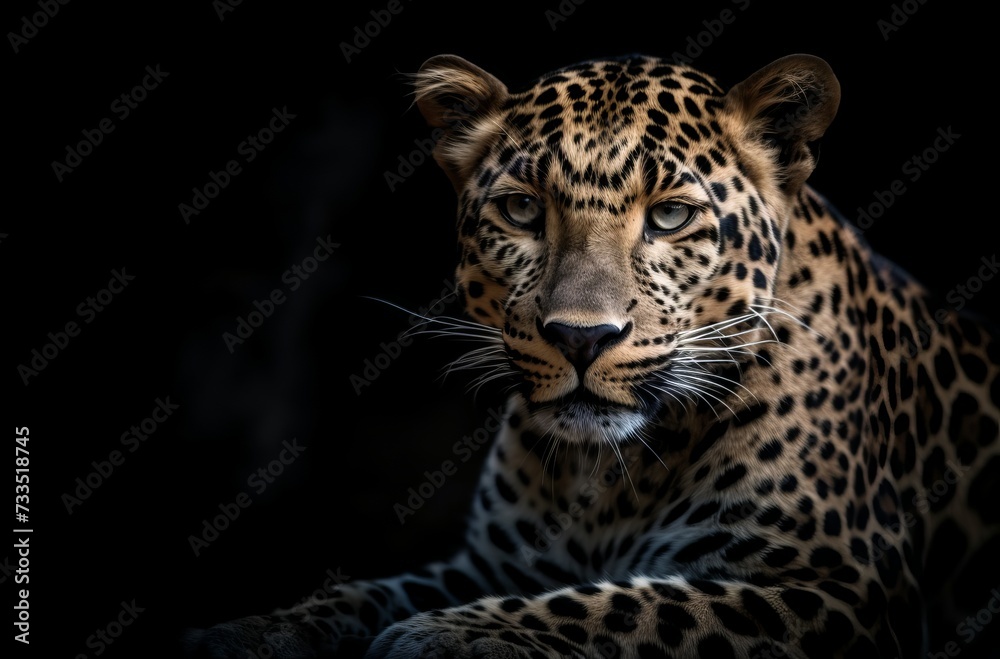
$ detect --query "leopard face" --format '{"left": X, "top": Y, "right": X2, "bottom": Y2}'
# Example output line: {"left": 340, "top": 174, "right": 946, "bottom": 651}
{"left": 416, "top": 54, "right": 839, "bottom": 443}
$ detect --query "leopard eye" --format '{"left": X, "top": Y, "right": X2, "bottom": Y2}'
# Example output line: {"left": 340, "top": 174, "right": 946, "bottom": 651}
{"left": 647, "top": 202, "right": 695, "bottom": 234}
{"left": 497, "top": 194, "right": 544, "bottom": 229}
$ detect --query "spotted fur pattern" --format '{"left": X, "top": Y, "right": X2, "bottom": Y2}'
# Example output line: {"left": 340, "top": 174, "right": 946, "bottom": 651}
{"left": 187, "top": 54, "right": 1000, "bottom": 658}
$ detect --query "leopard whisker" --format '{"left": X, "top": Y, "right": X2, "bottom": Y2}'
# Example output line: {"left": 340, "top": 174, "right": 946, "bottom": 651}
{"left": 677, "top": 326, "right": 771, "bottom": 346}
{"left": 750, "top": 302, "right": 823, "bottom": 338}
{"left": 749, "top": 307, "right": 780, "bottom": 345}
{"left": 403, "top": 321, "right": 502, "bottom": 342}
{"left": 679, "top": 336, "right": 782, "bottom": 352}
{"left": 607, "top": 436, "right": 640, "bottom": 502}
{"left": 633, "top": 432, "right": 670, "bottom": 473}
{"left": 673, "top": 346, "right": 764, "bottom": 356}
{"left": 661, "top": 376, "right": 737, "bottom": 418}
{"left": 672, "top": 357, "right": 744, "bottom": 365}
{"left": 648, "top": 378, "right": 722, "bottom": 420}
{"left": 465, "top": 368, "right": 519, "bottom": 398}
{"left": 670, "top": 368, "right": 755, "bottom": 407}
{"left": 676, "top": 313, "right": 758, "bottom": 341}
{"left": 640, "top": 380, "right": 689, "bottom": 411}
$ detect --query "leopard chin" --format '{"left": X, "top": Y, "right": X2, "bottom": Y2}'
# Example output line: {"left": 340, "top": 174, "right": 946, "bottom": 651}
{"left": 515, "top": 388, "right": 659, "bottom": 445}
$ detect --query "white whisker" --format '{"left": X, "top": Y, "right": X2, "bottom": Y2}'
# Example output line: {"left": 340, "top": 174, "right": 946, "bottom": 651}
{"left": 676, "top": 313, "right": 757, "bottom": 340}
{"left": 674, "top": 380, "right": 738, "bottom": 418}
{"left": 672, "top": 367, "right": 758, "bottom": 402}
{"left": 607, "top": 438, "right": 639, "bottom": 502}
{"left": 654, "top": 377, "right": 722, "bottom": 420}
{"left": 669, "top": 372, "right": 751, "bottom": 410}
{"left": 634, "top": 434, "right": 669, "bottom": 472}
{"left": 678, "top": 326, "right": 769, "bottom": 345}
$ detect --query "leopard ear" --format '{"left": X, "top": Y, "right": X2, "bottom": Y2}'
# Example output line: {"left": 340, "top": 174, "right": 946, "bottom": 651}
{"left": 724, "top": 54, "right": 841, "bottom": 193}
{"left": 413, "top": 55, "right": 508, "bottom": 188}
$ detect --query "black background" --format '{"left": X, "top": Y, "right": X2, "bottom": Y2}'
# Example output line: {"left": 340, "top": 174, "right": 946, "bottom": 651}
{"left": 6, "top": 0, "right": 994, "bottom": 657}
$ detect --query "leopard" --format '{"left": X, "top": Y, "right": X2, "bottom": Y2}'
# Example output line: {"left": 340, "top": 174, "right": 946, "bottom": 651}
{"left": 185, "top": 53, "right": 1000, "bottom": 658}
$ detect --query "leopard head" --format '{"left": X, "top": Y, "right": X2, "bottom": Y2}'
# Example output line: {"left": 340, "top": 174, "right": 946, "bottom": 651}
{"left": 414, "top": 54, "right": 840, "bottom": 443}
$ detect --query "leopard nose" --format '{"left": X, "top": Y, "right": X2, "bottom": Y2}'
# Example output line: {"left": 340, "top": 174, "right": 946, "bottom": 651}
{"left": 539, "top": 321, "right": 628, "bottom": 377}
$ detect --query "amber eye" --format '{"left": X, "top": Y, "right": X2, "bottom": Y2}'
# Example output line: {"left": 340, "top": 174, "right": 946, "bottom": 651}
{"left": 647, "top": 202, "right": 695, "bottom": 233}
{"left": 497, "top": 195, "right": 544, "bottom": 229}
